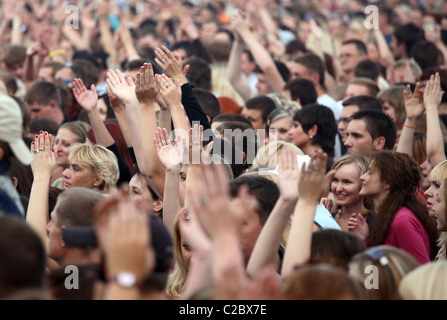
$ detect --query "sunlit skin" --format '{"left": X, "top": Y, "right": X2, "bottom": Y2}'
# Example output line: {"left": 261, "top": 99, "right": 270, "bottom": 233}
{"left": 241, "top": 107, "right": 265, "bottom": 131}
{"left": 331, "top": 163, "right": 364, "bottom": 209}
{"left": 425, "top": 179, "right": 441, "bottom": 213}
{"left": 268, "top": 117, "right": 293, "bottom": 142}
{"left": 344, "top": 119, "right": 375, "bottom": 157}
{"left": 359, "top": 161, "right": 390, "bottom": 210}
{"left": 338, "top": 105, "right": 360, "bottom": 141}
{"left": 54, "top": 128, "right": 80, "bottom": 167}
{"left": 433, "top": 182, "right": 447, "bottom": 231}
{"left": 61, "top": 162, "right": 102, "bottom": 191}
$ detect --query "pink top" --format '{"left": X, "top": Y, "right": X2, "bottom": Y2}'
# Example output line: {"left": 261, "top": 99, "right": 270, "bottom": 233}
{"left": 385, "top": 207, "right": 431, "bottom": 264}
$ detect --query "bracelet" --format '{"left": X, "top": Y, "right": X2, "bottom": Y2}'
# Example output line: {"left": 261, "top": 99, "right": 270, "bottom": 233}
{"left": 48, "top": 49, "right": 66, "bottom": 59}
{"left": 403, "top": 124, "right": 417, "bottom": 129}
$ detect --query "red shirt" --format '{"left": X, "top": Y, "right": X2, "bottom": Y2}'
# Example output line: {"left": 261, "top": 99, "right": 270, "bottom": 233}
{"left": 385, "top": 207, "right": 431, "bottom": 264}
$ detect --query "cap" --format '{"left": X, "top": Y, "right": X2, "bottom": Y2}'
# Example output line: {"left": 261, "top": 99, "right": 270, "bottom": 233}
{"left": 0, "top": 94, "right": 32, "bottom": 165}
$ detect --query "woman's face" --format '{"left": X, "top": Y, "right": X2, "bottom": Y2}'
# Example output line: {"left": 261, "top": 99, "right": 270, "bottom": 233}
{"left": 359, "top": 161, "right": 388, "bottom": 198}
{"left": 129, "top": 174, "right": 157, "bottom": 214}
{"left": 331, "top": 163, "right": 364, "bottom": 208}
{"left": 288, "top": 120, "right": 310, "bottom": 150}
{"left": 382, "top": 101, "right": 397, "bottom": 125}
{"left": 269, "top": 117, "right": 293, "bottom": 143}
{"left": 62, "top": 161, "right": 101, "bottom": 191}
{"left": 425, "top": 177, "right": 441, "bottom": 213}
{"left": 420, "top": 158, "right": 433, "bottom": 191}
{"left": 54, "top": 128, "right": 80, "bottom": 166}
{"left": 180, "top": 232, "right": 193, "bottom": 270}
{"left": 433, "top": 182, "right": 447, "bottom": 231}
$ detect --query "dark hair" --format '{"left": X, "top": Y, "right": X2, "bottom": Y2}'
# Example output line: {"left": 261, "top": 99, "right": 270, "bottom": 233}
{"left": 410, "top": 40, "right": 443, "bottom": 72}
{"left": 354, "top": 59, "right": 381, "bottom": 81}
{"left": 171, "top": 41, "right": 198, "bottom": 59}
{"left": 285, "top": 39, "right": 308, "bottom": 57}
{"left": 24, "top": 81, "right": 62, "bottom": 109}
{"left": 255, "top": 59, "right": 291, "bottom": 83}
{"left": 186, "top": 57, "right": 211, "bottom": 90}
{"left": 0, "top": 71, "right": 18, "bottom": 94}
{"left": 293, "top": 103, "right": 338, "bottom": 157}
{"left": 293, "top": 52, "right": 326, "bottom": 89}
{"left": 350, "top": 110, "right": 396, "bottom": 150}
{"left": 369, "top": 151, "right": 438, "bottom": 260}
{"left": 284, "top": 78, "right": 318, "bottom": 107}
{"left": 229, "top": 175, "right": 280, "bottom": 225}
{"left": 211, "top": 113, "right": 253, "bottom": 127}
{"left": 28, "top": 118, "right": 60, "bottom": 137}
{"left": 311, "top": 229, "right": 366, "bottom": 272}
{"left": 8, "top": 158, "right": 33, "bottom": 199}
{"left": 342, "top": 95, "right": 383, "bottom": 112}
{"left": 0, "top": 216, "right": 46, "bottom": 298}
{"left": 245, "top": 95, "right": 277, "bottom": 124}
{"left": 192, "top": 88, "right": 221, "bottom": 121}
{"left": 342, "top": 39, "right": 367, "bottom": 55}
{"left": 393, "top": 23, "right": 425, "bottom": 58}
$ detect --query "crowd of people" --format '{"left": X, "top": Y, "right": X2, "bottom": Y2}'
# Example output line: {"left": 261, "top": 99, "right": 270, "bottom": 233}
{"left": 1, "top": 0, "right": 447, "bottom": 301}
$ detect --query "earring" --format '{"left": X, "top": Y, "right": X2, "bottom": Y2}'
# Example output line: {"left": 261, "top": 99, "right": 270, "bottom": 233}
{"left": 309, "top": 135, "right": 313, "bottom": 140}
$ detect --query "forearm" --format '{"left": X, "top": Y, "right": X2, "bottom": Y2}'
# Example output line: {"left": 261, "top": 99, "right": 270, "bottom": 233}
{"left": 246, "top": 197, "right": 296, "bottom": 277}
{"left": 10, "top": 16, "right": 23, "bottom": 45}
{"left": 87, "top": 108, "right": 115, "bottom": 147}
{"left": 99, "top": 17, "right": 114, "bottom": 55}
{"left": 281, "top": 199, "right": 316, "bottom": 279}
{"left": 23, "top": 55, "right": 35, "bottom": 83}
{"left": 181, "top": 252, "right": 212, "bottom": 300}
{"left": 162, "top": 170, "right": 181, "bottom": 235}
{"left": 426, "top": 104, "right": 446, "bottom": 165}
{"left": 26, "top": 174, "right": 51, "bottom": 251}
{"left": 112, "top": 108, "right": 133, "bottom": 147}
{"left": 395, "top": 121, "right": 416, "bottom": 156}
{"left": 158, "top": 108, "right": 172, "bottom": 135}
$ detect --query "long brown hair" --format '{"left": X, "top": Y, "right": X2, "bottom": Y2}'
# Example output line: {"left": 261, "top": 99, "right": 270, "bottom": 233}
{"left": 369, "top": 151, "right": 438, "bottom": 259}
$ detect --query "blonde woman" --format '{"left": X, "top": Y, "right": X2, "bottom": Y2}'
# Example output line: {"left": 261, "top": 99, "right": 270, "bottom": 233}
{"left": 61, "top": 143, "right": 119, "bottom": 194}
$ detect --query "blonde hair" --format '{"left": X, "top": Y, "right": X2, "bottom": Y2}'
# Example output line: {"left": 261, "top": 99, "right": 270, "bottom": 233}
{"left": 67, "top": 143, "right": 119, "bottom": 194}
{"left": 165, "top": 209, "right": 189, "bottom": 300}
{"left": 398, "top": 261, "right": 447, "bottom": 299}
{"left": 332, "top": 153, "right": 370, "bottom": 174}
{"left": 428, "top": 160, "right": 447, "bottom": 183}
{"left": 251, "top": 140, "right": 304, "bottom": 169}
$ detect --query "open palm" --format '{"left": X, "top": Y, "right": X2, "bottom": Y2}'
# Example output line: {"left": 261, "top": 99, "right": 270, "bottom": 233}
{"left": 73, "top": 78, "right": 98, "bottom": 112}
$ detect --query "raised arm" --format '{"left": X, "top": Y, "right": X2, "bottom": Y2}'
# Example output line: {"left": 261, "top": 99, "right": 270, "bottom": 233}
{"left": 396, "top": 82, "right": 424, "bottom": 156}
{"left": 246, "top": 148, "right": 299, "bottom": 278}
{"left": 154, "top": 127, "right": 183, "bottom": 235}
{"left": 424, "top": 72, "right": 446, "bottom": 166}
{"left": 227, "top": 19, "right": 253, "bottom": 102}
{"left": 234, "top": 11, "right": 285, "bottom": 94}
{"left": 281, "top": 151, "right": 329, "bottom": 279}
{"left": 26, "top": 131, "right": 57, "bottom": 251}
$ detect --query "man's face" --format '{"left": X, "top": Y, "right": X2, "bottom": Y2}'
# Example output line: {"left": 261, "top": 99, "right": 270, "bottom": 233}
{"left": 240, "top": 52, "right": 256, "bottom": 77}
{"left": 38, "top": 66, "right": 56, "bottom": 82}
{"left": 338, "top": 105, "right": 359, "bottom": 141}
{"left": 288, "top": 62, "right": 312, "bottom": 82}
{"left": 340, "top": 43, "right": 365, "bottom": 75}
{"left": 28, "top": 101, "right": 54, "bottom": 121}
{"left": 241, "top": 107, "right": 265, "bottom": 131}
{"left": 344, "top": 118, "right": 375, "bottom": 157}
{"left": 255, "top": 73, "right": 273, "bottom": 96}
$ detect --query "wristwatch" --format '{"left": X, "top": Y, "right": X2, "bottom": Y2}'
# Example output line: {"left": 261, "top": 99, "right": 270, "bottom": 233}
{"left": 109, "top": 271, "right": 140, "bottom": 288}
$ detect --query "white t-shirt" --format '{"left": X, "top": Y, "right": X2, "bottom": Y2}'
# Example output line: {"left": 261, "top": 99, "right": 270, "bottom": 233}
{"left": 317, "top": 93, "right": 342, "bottom": 121}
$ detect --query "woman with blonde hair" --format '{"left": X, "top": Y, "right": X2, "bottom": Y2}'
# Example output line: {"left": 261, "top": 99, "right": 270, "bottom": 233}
{"left": 399, "top": 261, "right": 447, "bottom": 299}
{"left": 330, "top": 153, "right": 376, "bottom": 232}
{"left": 61, "top": 143, "right": 119, "bottom": 194}
{"left": 251, "top": 140, "right": 304, "bottom": 170}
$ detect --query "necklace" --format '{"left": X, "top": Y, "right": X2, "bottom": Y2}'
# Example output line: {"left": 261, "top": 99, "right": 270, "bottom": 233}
{"left": 334, "top": 208, "right": 369, "bottom": 220}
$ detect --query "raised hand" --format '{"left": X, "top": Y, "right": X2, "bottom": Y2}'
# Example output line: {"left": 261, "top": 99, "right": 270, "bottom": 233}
{"left": 403, "top": 82, "right": 424, "bottom": 122}
{"left": 154, "top": 45, "right": 189, "bottom": 84}
{"left": 157, "top": 73, "right": 182, "bottom": 109}
{"left": 106, "top": 69, "right": 137, "bottom": 104}
{"left": 298, "top": 150, "right": 329, "bottom": 204}
{"left": 31, "top": 131, "right": 57, "bottom": 178}
{"left": 72, "top": 78, "right": 98, "bottom": 113}
{"left": 154, "top": 127, "right": 184, "bottom": 172}
{"left": 424, "top": 72, "right": 444, "bottom": 108}
{"left": 277, "top": 147, "right": 300, "bottom": 202}
{"left": 135, "top": 63, "right": 159, "bottom": 105}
